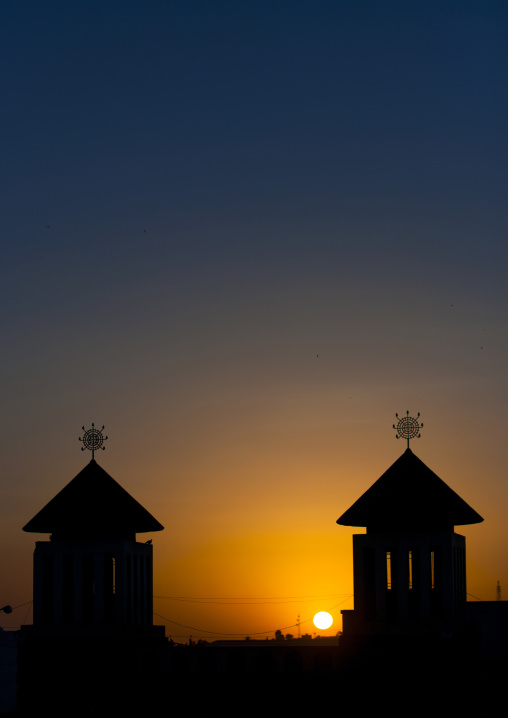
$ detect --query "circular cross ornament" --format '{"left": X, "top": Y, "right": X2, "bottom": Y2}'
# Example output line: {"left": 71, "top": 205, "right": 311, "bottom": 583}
{"left": 79, "top": 423, "right": 108, "bottom": 459}
{"left": 393, "top": 411, "right": 422, "bottom": 449}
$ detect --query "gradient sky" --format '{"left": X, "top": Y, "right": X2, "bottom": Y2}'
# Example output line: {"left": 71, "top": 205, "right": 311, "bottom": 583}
{"left": 2, "top": 1, "right": 508, "bottom": 639}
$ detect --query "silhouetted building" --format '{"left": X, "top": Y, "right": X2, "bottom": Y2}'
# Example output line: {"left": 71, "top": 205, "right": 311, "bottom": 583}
{"left": 19, "top": 459, "right": 166, "bottom": 715}
{"left": 338, "top": 448, "right": 483, "bottom": 637}
{"left": 23, "top": 459, "right": 164, "bottom": 636}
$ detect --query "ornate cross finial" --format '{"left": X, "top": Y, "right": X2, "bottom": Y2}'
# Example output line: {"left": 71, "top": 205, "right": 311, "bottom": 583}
{"left": 79, "top": 423, "right": 108, "bottom": 460}
{"left": 393, "top": 411, "right": 422, "bottom": 449}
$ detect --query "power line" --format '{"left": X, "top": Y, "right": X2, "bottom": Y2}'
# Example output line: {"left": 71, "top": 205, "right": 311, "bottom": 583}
{"left": 467, "top": 592, "right": 485, "bottom": 601}
{"left": 21, "top": 602, "right": 32, "bottom": 626}
{"left": 153, "top": 593, "right": 350, "bottom": 606}
{"left": 0, "top": 601, "right": 33, "bottom": 630}
{"left": 10, "top": 601, "right": 32, "bottom": 611}
{"left": 155, "top": 593, "right": 349, "bottom": 599}
{"left": 153, "top": 595, "right": 353, "bottom": 637}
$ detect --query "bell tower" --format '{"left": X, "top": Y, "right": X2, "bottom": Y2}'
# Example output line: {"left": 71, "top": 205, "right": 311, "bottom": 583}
{"left": 23, "top": 424, "right": 164, "bottom": 635}
{"left": 338, "top": 414, "right": 483, "bottom": 637}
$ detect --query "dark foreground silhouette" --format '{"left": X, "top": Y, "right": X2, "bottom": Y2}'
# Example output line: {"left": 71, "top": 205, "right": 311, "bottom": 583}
{"left": 15, "top": 626, "right": 503, "bottom": 717}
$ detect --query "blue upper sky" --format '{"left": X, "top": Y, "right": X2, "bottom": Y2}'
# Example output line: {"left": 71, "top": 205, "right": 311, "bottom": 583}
{"left": 4, "top": 1, "right": 507, "bottom": 240}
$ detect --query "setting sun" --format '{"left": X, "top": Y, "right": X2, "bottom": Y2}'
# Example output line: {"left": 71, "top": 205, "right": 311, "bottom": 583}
{"left": 313, "top": 611, "right": 333, "bottom": 630}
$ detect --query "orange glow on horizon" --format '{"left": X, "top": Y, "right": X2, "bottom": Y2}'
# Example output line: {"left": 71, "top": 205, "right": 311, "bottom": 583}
{"left": 3, "top": 406, "right": 503, "bottom": 639}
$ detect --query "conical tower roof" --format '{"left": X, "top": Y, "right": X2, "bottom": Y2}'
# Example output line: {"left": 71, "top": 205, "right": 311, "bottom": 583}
{"left": 337, "top": 449, "right": 483, "bottom": 531}
{"left": 23, "top": 460, "right": 164, "bottom": 539}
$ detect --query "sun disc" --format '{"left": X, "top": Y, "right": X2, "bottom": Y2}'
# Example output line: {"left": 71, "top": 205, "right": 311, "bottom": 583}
{"left": 313, "top": 611, "right": 333, "bottom": 630}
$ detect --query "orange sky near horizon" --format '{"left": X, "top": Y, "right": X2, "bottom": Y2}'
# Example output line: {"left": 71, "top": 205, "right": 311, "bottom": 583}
{"left": 1, "top": 403, "right": 503, "bottom": 640}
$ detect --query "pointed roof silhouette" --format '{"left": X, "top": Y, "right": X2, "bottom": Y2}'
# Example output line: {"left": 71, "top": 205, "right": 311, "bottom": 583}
{"left": 337, "top": 449, "right": 483, "bottom": 530}
{"left": 23, "top": 459, "right": 164, "bottom": 537}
